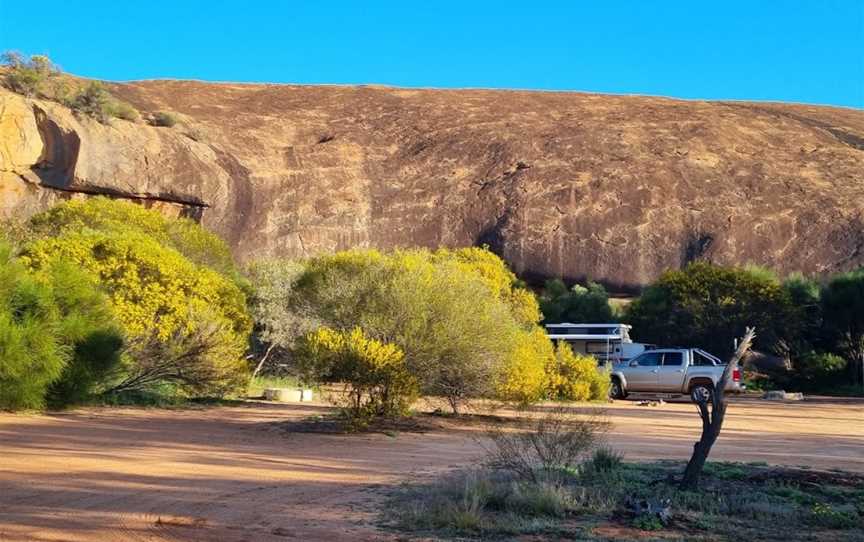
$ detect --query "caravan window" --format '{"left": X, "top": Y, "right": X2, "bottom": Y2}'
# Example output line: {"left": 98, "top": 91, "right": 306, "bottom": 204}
{"left": 586, "top": 342, "right": 613, "bottom": 354}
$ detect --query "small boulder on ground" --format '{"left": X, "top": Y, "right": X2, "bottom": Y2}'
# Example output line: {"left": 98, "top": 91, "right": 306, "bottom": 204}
{"left": 762, "top": 391, "right": 804, "bottom": 401}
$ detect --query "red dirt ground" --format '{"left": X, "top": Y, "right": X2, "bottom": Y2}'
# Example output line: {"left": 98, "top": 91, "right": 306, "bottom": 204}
{"left": 0, "top": 397, "right": 861, "bottom": 541}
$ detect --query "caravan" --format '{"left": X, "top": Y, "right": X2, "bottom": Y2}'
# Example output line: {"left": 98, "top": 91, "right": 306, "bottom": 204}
{"left": 545, "top": 323, "right": 650, "bottom": 365}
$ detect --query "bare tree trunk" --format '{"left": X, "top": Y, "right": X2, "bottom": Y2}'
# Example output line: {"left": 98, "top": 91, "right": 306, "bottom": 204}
{"left": 680, "top": 327, "right": 755, "bottom": 490}
{"left": 251, "top": 343, "right": 277, "bottom": 380}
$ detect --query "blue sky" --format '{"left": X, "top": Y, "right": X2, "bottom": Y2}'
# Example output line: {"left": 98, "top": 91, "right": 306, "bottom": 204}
{"left": 1, "top": 1, "right": 862, "bottom": 108}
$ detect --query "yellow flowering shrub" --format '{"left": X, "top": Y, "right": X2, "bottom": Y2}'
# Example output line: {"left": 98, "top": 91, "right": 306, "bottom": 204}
{"left": 21, "top": 230, "right": 250, "bottom": 341}
{"left": 20, "top": 230, "right": 251, "bottom": 396}
{"left": 296, "top": 326, "right": 418, "bottom": 421}
{"left": 432, "top": 247, "right": 542, "bottom": 326}
{"left": 28, "top": 197, "right": 240, "bottom": 279}
{"left": 546, "top": 341, "right": 610, "bottom": 401}
{"left": 497, "top": 328, "right": 555, "bottom": 405}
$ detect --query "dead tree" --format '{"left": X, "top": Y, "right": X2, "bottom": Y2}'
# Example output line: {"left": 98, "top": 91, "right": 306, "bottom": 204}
{"left": 680, "top": 327, "right": 756, "bottom": 490}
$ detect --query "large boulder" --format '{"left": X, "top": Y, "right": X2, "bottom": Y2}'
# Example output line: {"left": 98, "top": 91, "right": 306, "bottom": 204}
{"left": 2, "top": 82, "right": 863, "bottom": 289}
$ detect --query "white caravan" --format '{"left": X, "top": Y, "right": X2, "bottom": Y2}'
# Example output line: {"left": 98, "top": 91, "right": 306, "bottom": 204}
{"left": 544, "top": 323, "right": 649, "bottom": 365}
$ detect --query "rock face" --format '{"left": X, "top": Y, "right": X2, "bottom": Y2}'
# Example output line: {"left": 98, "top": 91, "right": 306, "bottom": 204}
{"left": 1, "top": 82, "right": 863, "bottom": 289}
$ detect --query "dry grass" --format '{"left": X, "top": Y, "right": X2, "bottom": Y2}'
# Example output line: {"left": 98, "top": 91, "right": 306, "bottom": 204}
{"left": 382, "top": 459, "right": 864, "bottom": 541}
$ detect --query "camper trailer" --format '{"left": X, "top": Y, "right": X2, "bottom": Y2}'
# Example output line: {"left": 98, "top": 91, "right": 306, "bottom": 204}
{"left": 545, "top": 323, "right": 650, "bottom": 365}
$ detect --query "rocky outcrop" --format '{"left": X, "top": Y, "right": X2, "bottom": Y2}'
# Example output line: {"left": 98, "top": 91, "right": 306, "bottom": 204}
{"left": 2, "top": 82, "right": 863, "bottom": 289}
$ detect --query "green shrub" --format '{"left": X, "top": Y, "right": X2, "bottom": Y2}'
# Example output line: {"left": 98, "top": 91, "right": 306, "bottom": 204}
{"left": 0, "top": 250, "right": 68, "bottom": 409}
{"left": 1, "top": 51, "right": 60, "bottom": 97}
{"left": 626, "top": 262, "right": 793, "bottom": 358}
{"left": 245, "top": 259, "right": 314, "bottom": 373}
{"left": 42, "top": 260, "right": 124, "bottom": 407}
{"left": 821, "top": 268, "right": 864, "bottom": 386}
{"left": 586, "top": 446, "right": 624, "bottom": 473}
{"left": 107, "top": 100, "right": 139, "bottom": 122}
{"left": 151, "top": 111, "right": 178, "bottom": 127}
{"left": 632, "top": 513, "right": 664, "bottom": 531}
{"left": 66, "top": 82, "right": 140, "bottom": 124}
{"left": 67, "top": 82, "right": 114, "bottom": 123}
{"left": 540, "top": 279, "right": 614, "bottom": 324}
{"left": 806, "top": 503, "right": 859, "bottom": 529}
{"left": 794, "top": 351, "right": 847, "bottom": 387}
{"left": 294, "top": 327, "right": 418, "bottom": 422}
{"left": 0, "top": 244, "right": 121, "bottom": 409}
{"left": 287, "top": 248, "right": 545, "bottom": 414}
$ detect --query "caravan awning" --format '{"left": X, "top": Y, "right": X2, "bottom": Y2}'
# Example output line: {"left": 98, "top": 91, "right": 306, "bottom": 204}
{"left": 546, "top": 334, "right": 622, "bottom": 341}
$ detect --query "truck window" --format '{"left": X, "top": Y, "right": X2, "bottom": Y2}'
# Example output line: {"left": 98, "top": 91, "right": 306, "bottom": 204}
{"left": 662, "top": 352, "right": 683, "bottom": 366}
{"left": 693, "top": 351, "right": 715, "bottom": 366}
{"left": 635, "top": 352, "right": 662, "bottom": 366}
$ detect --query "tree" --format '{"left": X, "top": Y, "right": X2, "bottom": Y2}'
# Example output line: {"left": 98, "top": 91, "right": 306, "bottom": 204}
{"left": 821, "top": 269, "right": 864, "bottom": 386}
{"left": 540, "top": 279, "right": 614, "bottom": 324}
{"left": 680, "top": 327, "right": 755, "bottom": 490}
{"left": 0, "top": 243, "right": 122, "bottom": 409}
{"left": 245, "top": 259, "right": 315, "bottom": 377}
{"left": 778, "top": 273, "right": 823, "bottom": 366}
{"left": 20, "top": 229, "right": 251, "bottom": 398}
{"left": 268, "top": 247, "right": 550, "bottom": 414}
{"left": 626, "top": 263, "right": 790, "bottom": 358}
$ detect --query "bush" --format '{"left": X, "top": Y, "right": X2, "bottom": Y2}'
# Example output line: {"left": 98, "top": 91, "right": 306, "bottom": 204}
{"left": 29, "top": 197, "right": 241, "bottom": 281}
{"left": 586, "top": 446, "right": 624, "bottom": 473}
{"left": 66, "top": 82, "right": 139, "bottom": 124}
{"left": 245, "top": 259, "right": 314, "bottom": 373}
{"left": 109, "top": 312, "right": 248, "bottom": 397}
{"left": 42, "top": 260, "right": 124, "bottom": 407}
{"left": 20, "top": 229, "right": 250, "bottom": 397}
{"left": 821, "top": 268, "right": 864, "bottom": 385}
{"left": 483, "top": 407, "right": 608, "bottom": 482}
{"left": 107, "top": 100, "right": 139, "bottom": 122}
{"left": 294, "top": 327, "right": 418, "bottom": 422}
{"left": 0, "top": 244, "right": 121, "bottom": 409}
{"left": 497, "top": 328, "right": 555, "bottom": 405}
{"left": 546, "top": 341, "right": 610, "bottom": 401}
{"left": 540, "top": 279, "right": 614, "bottom": 324}
{"left": 67, "top": 82, "right": 114, "bottom": 123}
{"left": 287, "top": 248, "right": 544, "bottom": 414}
{"left": 151, "top": 111, "right": 178, "bottom": 127}
{"left": 790, "top": 351, "right": 847, "bottom": 390}
{"left": 625, "top": 262, "right": 793, "bottom": 358}
{"left": 1, "top": 51, "right": 59, "bottom": 97}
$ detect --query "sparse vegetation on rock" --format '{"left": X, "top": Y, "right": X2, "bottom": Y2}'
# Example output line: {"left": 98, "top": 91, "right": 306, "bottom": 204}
{"left": 0, "top": 51, "right": 60, "bottom": 97}
{"left": 1, "top": 51, "right": 139, "bottom": 123}
{"left": 150, "top": 111, "right": 179, "bottom": 127}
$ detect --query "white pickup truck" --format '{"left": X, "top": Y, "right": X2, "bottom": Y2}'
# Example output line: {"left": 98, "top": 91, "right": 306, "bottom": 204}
{"left": 609, "top": 348, "right": 744, "bottom": 401}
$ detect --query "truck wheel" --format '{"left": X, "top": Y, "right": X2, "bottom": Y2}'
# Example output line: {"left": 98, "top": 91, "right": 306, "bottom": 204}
{"left": 610, "top": 378, "right": 627, "bottom": 400}
{"left": 689, "top": 382, "right": 714, "bottom": 403}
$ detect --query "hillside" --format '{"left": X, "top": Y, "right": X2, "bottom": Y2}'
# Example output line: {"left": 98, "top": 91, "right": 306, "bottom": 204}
{"left": 1, "top": 81, "right": 863, "bottom": 289}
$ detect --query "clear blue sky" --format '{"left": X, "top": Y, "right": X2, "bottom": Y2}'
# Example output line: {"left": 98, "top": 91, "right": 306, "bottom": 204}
{"left": 1, "top": 0, "right": 862, "bottom": 108}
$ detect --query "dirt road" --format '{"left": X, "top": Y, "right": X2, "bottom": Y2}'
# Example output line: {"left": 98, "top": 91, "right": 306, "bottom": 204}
{"left": 1, "top": 397, "right": 861, "bottom": 541}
